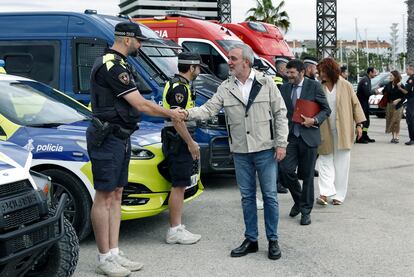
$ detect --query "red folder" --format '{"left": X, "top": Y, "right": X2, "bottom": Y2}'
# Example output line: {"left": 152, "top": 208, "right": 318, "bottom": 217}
{"left": 292, "top": 99, "right": 321, "bottom": 123}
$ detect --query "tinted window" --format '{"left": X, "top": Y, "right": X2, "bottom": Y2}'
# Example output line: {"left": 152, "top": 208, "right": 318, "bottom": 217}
{"left": 0, "top": 41, "right": 60, "bottom": 88}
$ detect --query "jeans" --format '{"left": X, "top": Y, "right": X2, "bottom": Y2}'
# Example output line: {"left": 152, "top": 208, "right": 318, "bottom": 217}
{"left": 233, "top": 149, "right": 278, "bottom": 241}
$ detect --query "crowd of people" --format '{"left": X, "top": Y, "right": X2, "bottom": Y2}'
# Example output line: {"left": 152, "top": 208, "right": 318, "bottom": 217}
{"left": 86, "top": 21, "right": 414, "bottom": 277}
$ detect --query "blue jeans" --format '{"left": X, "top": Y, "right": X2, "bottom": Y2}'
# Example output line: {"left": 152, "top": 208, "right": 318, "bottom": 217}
{"left": 233, "top": 149, "right": 279, "bottom": 241}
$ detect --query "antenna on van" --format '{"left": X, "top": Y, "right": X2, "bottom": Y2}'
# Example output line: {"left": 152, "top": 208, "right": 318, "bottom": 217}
{"left": 165, "top": 10, "right": 205, "bottom": 20}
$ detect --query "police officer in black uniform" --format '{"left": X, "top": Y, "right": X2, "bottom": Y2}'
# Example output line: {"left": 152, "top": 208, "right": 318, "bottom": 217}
{"left": 163, "top": 52, "right": 203, "bottom": 244}
{"left": 87, "top": 22, "right": 184, "bottom": 277}
{"left": 356, "top": 67, "right": 377, "bottom": 143}
{"left": 303, "top": 56, "right": 319, "bottom": 80}
{"left": 274, "top": 55, "right": 291, "bottom": 88}
{"left": 405, "top": 63, "right": 414, "bottom": 145}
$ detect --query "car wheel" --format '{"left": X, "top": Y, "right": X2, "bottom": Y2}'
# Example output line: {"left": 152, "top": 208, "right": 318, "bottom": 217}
{"left": 41, "top": 169, "right": 92, "bottom": 241}
{"left": 25, "top": 218, "right": 79, "bottom": 277}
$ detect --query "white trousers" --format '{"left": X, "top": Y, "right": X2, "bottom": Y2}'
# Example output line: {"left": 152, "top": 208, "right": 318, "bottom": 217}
{"left": 317, "top": 130, "right": 351, "bottom": 202}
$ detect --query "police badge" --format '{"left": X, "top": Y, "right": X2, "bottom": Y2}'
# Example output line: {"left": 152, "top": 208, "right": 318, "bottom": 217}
{"left": 175, "top": 93, "right": 184, "bottom": 104}
{"left": 118, "top": 72, "right": 130, "bottom": 85}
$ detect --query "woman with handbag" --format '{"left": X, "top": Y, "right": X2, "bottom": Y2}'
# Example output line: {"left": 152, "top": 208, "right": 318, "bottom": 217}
{"left": 383, "top": 70, "right": 408, "bottom": 143}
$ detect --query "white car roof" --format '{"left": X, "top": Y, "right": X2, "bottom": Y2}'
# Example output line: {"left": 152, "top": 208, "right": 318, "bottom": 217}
{"left": 0, "top": 73, "right": 32, "bottom": 81}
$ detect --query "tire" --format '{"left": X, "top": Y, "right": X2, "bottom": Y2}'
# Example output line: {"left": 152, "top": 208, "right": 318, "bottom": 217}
{"left": 42, "top": 169, "right": 92, "bottom": 241}
{"left": 25, "top": 218, "right": 80, "bottom": 277}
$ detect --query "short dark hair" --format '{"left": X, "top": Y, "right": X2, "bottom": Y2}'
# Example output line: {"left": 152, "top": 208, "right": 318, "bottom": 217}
{"left": 286, "top": 59, "right": 305, "bottom": 72}
{"left": 340, "top": 65, "right": 347, "bottom": 73}
{"left": 178, "top": 63, "right": 192, "bottom": 73}
{"left": 367, "top": 67, "right": 375, "bottom": 74}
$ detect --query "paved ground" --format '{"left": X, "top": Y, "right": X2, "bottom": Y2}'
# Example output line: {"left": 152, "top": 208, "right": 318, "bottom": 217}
{"left": 75, "top": 116, "right": 414, "bottom": 277}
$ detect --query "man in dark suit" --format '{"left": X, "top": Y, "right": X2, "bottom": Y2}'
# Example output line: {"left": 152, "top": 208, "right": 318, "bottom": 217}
{"left": 279, "top": 60, "right": 331, "bottom": 225}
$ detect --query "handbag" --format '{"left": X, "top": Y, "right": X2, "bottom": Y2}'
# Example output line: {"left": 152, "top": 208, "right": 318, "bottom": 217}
{"left": 378, "top": 93, "right": 388, "bottom": 109}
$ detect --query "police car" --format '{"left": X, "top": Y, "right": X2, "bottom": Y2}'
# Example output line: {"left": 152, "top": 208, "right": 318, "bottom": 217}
{"left": 0, "top": 74, "right": 203, "bottom": 240}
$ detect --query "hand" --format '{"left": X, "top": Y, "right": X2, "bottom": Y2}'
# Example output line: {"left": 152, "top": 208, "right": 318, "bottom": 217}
{"left": 170, "top": 108, "right": 186, "bottom": 122}
{"left": 300, "top": 114, "right": 315, "bottom": 128}
{"left": 392, "top": 99, "right": 401, "bottom": 106}
{"left": 274, "top": 147, "right": 286, "bottom": 162}
{"left": 188, "top": 140, "right": 200, "bottom": 161}
{"left": 356, "top": 126, "right": 362, "bottom": 140}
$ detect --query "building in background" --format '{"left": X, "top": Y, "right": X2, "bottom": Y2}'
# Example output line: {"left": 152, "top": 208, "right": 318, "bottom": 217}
{"left": 119, "top": 0, "right": 220, "bottom": 20}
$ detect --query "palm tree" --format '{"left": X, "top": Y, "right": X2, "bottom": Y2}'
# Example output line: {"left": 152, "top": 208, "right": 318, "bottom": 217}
{"left": 407, "top": 0, "right": 414, "bottom": 64}
{"left": 245, "top": 0, "right": 290, "bottom": 33}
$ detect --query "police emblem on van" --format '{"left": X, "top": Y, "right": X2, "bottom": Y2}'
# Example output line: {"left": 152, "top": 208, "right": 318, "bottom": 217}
{"left": 118, "top": 72, "right": 130, "bottom": 85}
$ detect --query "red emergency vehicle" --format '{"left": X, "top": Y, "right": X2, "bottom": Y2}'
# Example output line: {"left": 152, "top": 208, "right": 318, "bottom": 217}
{"left": 135, "top": 14, "right": 257, "bottom": 80}
{"left": 221, "top": 21, "right": 293, "bottom": 67}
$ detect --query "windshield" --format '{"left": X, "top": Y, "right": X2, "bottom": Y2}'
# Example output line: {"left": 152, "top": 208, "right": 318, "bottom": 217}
{"left": 0, "top": 80, "right": 90, "bottom": 126}
{"left": 216, "top": 40, "right": 244, "bottom": 52}
{"left": 140, "top": 46, "right": 178, "bottom": 79}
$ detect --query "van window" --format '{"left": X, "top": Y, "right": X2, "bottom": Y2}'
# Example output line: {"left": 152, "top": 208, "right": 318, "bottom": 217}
{"left": 0, "top": 41, "right": 60, "bottom": 88}
{"left": 182, "top": 41, "right": 227, "bottom": 80}
{"left": 74, "top": 41, "right": 107, "bottom": 93}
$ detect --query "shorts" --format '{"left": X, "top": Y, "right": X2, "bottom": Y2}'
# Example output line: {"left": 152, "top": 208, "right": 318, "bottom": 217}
{"left": 166, "top": 141, "right": 193, "bottom": 187}
{"left": 87, "top": 127, "right": 131, "bottom": 192}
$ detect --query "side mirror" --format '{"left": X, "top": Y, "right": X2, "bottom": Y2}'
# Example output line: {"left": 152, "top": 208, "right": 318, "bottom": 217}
{"left": 216, "top": 63, "right": 229, "bottom": 80}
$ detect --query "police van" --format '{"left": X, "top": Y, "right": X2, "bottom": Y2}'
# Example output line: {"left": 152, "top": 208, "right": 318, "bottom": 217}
{"left": 0, "top": 10, "right": 232, "bottom": 174}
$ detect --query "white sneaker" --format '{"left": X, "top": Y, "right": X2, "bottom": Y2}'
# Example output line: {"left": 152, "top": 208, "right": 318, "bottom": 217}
{"left": 112, "top": 251, "right": 144, "bottom": 272}
{"left": 95, "top": 256, "right": 131, "bottom": 277}
{"left": 166, "top": 225, "right": 201, "bottom": 245}
{"left": 256, "top": 198, "right": 264, "bottom": 210}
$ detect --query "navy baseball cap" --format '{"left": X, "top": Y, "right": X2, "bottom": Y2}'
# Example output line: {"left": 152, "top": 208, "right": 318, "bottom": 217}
{"left": 114, "top": 22, "right": 148, "bottom": 41}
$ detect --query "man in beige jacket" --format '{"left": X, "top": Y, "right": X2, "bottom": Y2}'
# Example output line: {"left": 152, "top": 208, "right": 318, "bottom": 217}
{"left": 183, "top": 44, "right": 288, "bottom": 260}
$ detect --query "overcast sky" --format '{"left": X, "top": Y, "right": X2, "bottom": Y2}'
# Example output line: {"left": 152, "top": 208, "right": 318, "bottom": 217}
{"left": 1, "top": 0, "right": 408, "bottom": 46}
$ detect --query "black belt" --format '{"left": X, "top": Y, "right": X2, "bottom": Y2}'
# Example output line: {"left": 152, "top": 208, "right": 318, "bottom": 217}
{"left": 112, "top": 124, "right": 134, "bottom": 139}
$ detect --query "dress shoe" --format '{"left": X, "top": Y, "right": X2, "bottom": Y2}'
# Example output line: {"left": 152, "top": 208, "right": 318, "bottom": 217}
{"left": 230, "top": 239, "right": 258, "bottom": 257}
{"left": 355, "top": 138, "right": 369, "bottom": 144}
{"left": 289, "top": 205, "right": 300, "bottom": 217}
{"left": 366, "top": 136, "right": 375, "bottom": 143}
{"left": 314, "top": 169, "right": 319, "bottom": 177}
{"left": 277, "top": 182, "right": 288, "bottom": 194}
{"left": 405, "top": 140, "right": 414, "bottom": 145}
{"left": 300, "top": 214, "right": 311, "bottom": 225}
{"left": 268, "top": 240, "right": 282, "bottom": 260}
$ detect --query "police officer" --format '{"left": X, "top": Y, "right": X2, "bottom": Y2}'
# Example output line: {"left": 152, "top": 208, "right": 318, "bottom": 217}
{"left": 340, "top": 65, "right": 349, "bottom": 80}
{"left": 356, "top": 67, "right": 377, "bottom": 143}
{"left": 303, "top": 56, "right": 319, "bottom": 80}
{"left": 274, "top": 56, "right": 291, "bottom": 88}
{"left": 405, "top": 63, "right": 414, "bottom": 145}
{"left": 87, "top": 22, "right": 184, "bottom": 277}
{"left": 162, "top": 52, "right": 203, "bottom": 244}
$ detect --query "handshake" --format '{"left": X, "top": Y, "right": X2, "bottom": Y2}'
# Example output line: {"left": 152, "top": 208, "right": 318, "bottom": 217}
{"left": 169, "top": 108, "right": 189, "bottom": 122}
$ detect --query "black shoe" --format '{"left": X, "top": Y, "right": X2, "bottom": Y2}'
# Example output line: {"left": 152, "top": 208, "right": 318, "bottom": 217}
{"left": 355, "top": 138, "right": 369, "bottom": 144}
{"left": 230, "top": 239, "right": 258, "bottom": 257}
{"left": 277, "top": 183, "right": 288, "bottom": 194}
{"left": 314, "top": 169, "right": 319, "bottom": 177}
{"left": 289, "top": 205, "right": 300, "bottom": 217}
{"left": 405, "top": 140, "right": 414, "bottom": 145}
{"left": 268, "top": 240, "right": 282, "bottom": 260}
{"left": 366, "top": 136, "right": 376, "bottom": 143}
{"left": 300, "top": 214, "right": 311, "bottom": 225}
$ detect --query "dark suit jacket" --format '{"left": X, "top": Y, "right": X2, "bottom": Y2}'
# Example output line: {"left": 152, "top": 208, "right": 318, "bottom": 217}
{"left": 280, "top": 78, "right": 331, "bottom": 147}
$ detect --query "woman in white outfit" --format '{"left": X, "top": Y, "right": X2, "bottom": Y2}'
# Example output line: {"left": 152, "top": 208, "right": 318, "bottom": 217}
{"left": 315, "top": 58, "right": 366, "bottom": 205}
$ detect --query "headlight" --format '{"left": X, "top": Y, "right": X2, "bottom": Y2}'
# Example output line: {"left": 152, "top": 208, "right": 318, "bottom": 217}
{"left": 198, "top": 115, "right": 225, "bottom": 129}
{"left": 131, "top": 146, "right": 155, "bottom": 160}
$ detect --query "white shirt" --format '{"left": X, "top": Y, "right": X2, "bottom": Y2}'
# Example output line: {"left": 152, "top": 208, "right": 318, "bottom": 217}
{"left": 235, "top": 70, "right": 256, "bottom": 105}
{"left": 292, "top": 78, "right": 305, "bottom": 100}
{"left": 326, "top": 84, "right": 337, "bottom": 130}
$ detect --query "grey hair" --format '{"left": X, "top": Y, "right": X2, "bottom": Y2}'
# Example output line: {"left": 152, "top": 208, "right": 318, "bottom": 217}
{"left": 228, "top": 44, "right": 254, "bottom": 67}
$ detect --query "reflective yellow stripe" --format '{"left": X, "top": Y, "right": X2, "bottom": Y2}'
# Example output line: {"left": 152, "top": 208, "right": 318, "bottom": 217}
{"left": 0, "top": 115, "right": 20, "bottom": 140}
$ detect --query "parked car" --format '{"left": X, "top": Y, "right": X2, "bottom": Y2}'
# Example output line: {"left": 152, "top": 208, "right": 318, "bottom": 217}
{"left": 0, "top": 140, "right": 79, "bottom": 276}
{"left": 0, "top": 73, "right": 203, "bottom": 240}
{"left": 368, "top": 73, "right": 408, "bottom": 118}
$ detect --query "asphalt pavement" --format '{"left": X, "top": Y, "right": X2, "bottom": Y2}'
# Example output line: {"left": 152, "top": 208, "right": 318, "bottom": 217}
{"left": 75, "top": 116, "right": 414, "bottom": 277}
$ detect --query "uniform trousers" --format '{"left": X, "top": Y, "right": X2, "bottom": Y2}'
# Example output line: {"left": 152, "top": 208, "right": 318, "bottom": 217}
{"left": 317, "top": 129, "right": 351, "bottom": 202}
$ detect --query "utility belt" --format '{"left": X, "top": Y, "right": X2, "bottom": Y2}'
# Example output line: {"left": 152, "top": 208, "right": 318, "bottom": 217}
{"left": 90, "top": 117, "right": 136, "bottom": 147}
{"left": 161, "top": 127, "right": 195, "bottom": 156}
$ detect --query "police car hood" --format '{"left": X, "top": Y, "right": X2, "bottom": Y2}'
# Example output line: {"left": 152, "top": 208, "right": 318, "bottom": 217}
{"left": 0, "top": 141, "right": 32, "bottom": 179}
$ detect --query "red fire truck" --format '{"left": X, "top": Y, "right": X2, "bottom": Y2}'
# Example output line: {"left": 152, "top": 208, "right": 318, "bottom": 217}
{"left": 221, "top": 21, "right": 293, "bottom": 67}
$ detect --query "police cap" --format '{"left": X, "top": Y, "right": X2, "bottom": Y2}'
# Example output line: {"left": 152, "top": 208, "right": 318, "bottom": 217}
{"left": 114, "top": 22, "right": 148, "bottom": 41}
{"left": 178, "top": 52, "right": 207, "bottom": 67}
{"left": 275, "top": 55, "right": 291, "bottom": 64}
{"left": 303, "top": 56, "right": 319, "bottom": 66}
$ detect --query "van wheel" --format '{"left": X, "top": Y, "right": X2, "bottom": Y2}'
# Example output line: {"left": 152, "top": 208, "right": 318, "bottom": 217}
{"left": 42, "top": 169, "right": 92, "bottom": 241}
{"left": 25, "top": 218, "right": 79, "bottom": 277}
